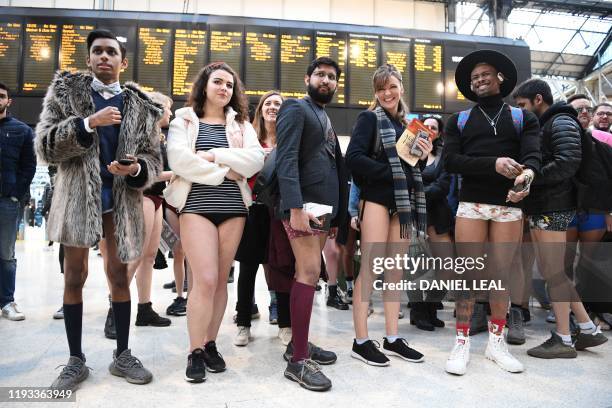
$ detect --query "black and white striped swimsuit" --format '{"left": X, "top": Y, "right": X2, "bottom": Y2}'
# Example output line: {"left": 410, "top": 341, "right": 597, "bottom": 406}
{"left": 181, "top": 122, "right": 247, "bottom": 221}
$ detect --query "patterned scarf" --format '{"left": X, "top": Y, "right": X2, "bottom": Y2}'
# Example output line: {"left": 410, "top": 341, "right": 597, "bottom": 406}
{"left": 374, "top": 106, "right": 427, "bottom": 239}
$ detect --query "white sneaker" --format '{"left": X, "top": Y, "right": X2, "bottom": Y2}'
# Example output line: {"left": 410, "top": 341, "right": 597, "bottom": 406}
{"left": 2, "top": 302, "right": 25, "bottom": 321}
{"left": 485, "top": 329, "right": 524, "bottom": 373}
{"left": 53, "top": 306, "right": 64, "bottom": 320}
{"left": 234, "top": 326, "right": 250, "bottom": 346}
{"left": 278, "top": 327, "right": 292, "bottom": 346}
{"left": 445, "top": 333, "right": 470, "bottom": 375}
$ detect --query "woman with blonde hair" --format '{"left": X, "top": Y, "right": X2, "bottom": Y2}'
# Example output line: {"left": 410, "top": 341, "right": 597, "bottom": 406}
{"left": 165, "top": 62, "right": 264, "bottom": 383}
{"left": 346, "top": 64, "right": 431, "bottom": 366}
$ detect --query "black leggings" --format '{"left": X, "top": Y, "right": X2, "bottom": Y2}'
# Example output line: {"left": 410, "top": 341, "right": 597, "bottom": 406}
{"left": 59, "top": 244, "right": 64, "bottom": 274}
{"left": 276, "top": 291, "right": 291, "bottom": 329}
{"left": 236, "top": 260, "right": 259, "bottom": 327}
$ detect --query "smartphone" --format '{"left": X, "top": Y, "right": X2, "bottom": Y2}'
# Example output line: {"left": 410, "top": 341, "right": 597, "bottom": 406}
{"left": 409, "top": 130, "right": 429, "bottom": 156}
{"left": 118, "top": 158, "right": 134, "bottom": 166}
{"left": 511, "top": 182, "right": 527, "bottom": 193}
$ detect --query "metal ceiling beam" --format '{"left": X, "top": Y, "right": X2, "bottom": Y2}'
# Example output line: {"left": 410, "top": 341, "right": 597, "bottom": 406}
{"left": 582, "top": 28, "right": 612, "bottom": 76}
{"left": 513, "top": 0, "right": 612, "bottom": 17}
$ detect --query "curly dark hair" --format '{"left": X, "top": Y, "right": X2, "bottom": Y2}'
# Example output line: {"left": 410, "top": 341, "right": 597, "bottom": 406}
{"left": 187, "top": 62, "right": 249, "bottom": 122}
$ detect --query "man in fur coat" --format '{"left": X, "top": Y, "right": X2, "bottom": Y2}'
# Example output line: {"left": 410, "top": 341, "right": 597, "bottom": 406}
{"left": 35, "top": 29, "right": 162, "bottom": 392}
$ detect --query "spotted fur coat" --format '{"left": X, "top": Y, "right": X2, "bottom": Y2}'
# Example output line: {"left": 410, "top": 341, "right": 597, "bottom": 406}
{"left": 35, "top": 71, "right": 162, "bottom": 262}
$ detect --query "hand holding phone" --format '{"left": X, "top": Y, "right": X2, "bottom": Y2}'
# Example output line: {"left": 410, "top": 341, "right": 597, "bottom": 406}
{"left": 118, "top": 158, "right": 135, "bottom": 166}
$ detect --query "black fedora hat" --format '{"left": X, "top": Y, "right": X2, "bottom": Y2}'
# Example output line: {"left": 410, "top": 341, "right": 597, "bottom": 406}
{"left": 455, "top": 49, "right": 517, "bottom": 102}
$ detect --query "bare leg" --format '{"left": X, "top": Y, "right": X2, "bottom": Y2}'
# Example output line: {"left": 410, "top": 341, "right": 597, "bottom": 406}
{"left": 353, "top": 201, "right": 390, "bottom": 339}
{"left": 382, "top": 214, "right": 409, "bottom": 337}
{"left": 323, "top": 237, "right": 341, "bottom": 285}
{"left": 205, "top": 217, "right": 245, "bottom": 343}
{"left": 488, "top": 220, "right": 523, "bottom": 321}
{"left": 166, "top": 208, "right": 186, "bottom": 298}
{"left": 453, "top": 217, "right": 488, "bottom": 328}
{"left": 181, "top": 214, "right": 219, "bottom": 351}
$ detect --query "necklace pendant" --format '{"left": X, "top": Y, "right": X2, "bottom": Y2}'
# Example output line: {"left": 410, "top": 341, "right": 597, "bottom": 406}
{"left": 493, "top": 126, "right": 497, "bottom": 136}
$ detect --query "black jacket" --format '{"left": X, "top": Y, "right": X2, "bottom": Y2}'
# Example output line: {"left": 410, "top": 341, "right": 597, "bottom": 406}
{"left": 275, "top": 97, "right": 348, "bottom": 226}
{"left": 422, "top": 152, "right": 453, "bottom": 234}
{"left": 524, "top": 102, "right": 582, "bottom": 215}
{"left": 444, "top": 95, "right": 541, "bottom": 207}
{"left": 0, "top": 115, "right": 37, "bottom": 201}
{"left": 346, "top": 110, "right": 420, "bottom": 210}
{"left": 580, "top": 130, "right": 612, "bottom": 212}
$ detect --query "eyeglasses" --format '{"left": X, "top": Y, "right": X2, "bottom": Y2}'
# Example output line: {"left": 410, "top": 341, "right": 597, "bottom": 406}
{"left": 423, "top": 114, "right": 442, "bottom": 119}
{"left": 595, "top": 111, "right": 612, "bottom": 118}
{"left": 575, "top": 106, "right": 594, "bottom": 114}
{"left": 312, "top": 71, "right": 337, "bottom": 82}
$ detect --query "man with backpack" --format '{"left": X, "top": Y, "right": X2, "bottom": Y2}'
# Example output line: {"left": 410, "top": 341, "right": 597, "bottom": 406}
{"left": 443, "top": 50, "right": 541, "bottom": 375}
{"left": 513, "top": 78, "right": 608, "bottom": 359}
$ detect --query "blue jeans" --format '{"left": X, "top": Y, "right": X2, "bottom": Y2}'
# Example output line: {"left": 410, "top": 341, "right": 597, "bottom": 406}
{"left": 0, "top": 197, "right": 20, "bottom": 308}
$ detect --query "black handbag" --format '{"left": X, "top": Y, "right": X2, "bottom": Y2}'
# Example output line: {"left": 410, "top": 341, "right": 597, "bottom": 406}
{"left": 252, "top": 148, "right": 279, "bottom": 208}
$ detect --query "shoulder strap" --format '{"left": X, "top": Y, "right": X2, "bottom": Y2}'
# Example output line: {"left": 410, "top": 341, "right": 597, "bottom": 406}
{"left": 457, "top": 108, "right": 472, "bottom": 135}
{"left": 509, "top": 106, "right": 523, "bottom": 137}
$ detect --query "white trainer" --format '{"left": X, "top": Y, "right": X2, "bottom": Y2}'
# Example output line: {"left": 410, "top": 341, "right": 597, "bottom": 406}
{"left": 445, "top": 333, "right": 470, "bottom": 375}
{"left": 234, "top": 326, "right": 250, "bottom": 347}
{"left": 485, "top": 329, "right": 524, "bottom": 373}
{"left": 2, "top": 302, "right": 25, "bottom": 321}
{"left": 278, "top": 327, "right": 292, "bottom": 346}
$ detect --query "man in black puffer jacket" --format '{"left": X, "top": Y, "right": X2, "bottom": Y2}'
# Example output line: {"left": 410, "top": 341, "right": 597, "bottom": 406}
{"left": 513, "top": 79, "right": 608, "bottom": 360}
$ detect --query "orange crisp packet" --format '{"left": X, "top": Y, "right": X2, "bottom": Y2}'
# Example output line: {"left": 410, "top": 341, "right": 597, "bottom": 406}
{"left": 395, "top": 119, "right": 435, "bottom": 166}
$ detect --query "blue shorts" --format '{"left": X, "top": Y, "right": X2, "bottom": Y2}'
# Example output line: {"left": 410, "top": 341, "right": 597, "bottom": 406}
{"left": 568, "top": 212, "right": 606, "bottom": 232}
{"left": 102, "top": 187, "right": 114, "bottom": 214}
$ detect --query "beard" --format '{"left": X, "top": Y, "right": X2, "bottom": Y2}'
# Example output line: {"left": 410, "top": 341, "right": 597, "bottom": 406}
{"left": 307, "top": 84, "right": 335, "bottom": 105}
{"left": 0, "top": 105, "right": 6, "bottom": 114}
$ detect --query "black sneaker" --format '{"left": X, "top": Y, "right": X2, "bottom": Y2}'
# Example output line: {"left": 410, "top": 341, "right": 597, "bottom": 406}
{"left": 351, "top": 339, "right": 390, "bottom": 366}
{"left": 284, "top": 359, "right": 331, "bottom": 392}
{"left": 203, "top": 341, "right": 226, "bottom": 373}
{"left": 104, "top": 307, "right": 116, "bottom": 339}
{"left": 166, "top": 297, "right": 187, "bottom": 316}
{"left": 185, "top": 348, "right": 206, "bottom": 383}
{"left": 283, "top": 341, "right": 337, "bottom": 365}
{"left": 326, "top": 293, "right": 349, "bottom": 310}
{"left": 527, "top": 331, "right": 577, "bottom": 359}
{"left": 573, "top": 328, "right": 608, "bottom": 351}
{"left": 382, "top": 337, "right": 424, "bottom": 362}
{"left": 136, "top": 302, "right": 171, "bottom": 327}
{"left": 163, "top": 280, "right": 176, "bottom": 290}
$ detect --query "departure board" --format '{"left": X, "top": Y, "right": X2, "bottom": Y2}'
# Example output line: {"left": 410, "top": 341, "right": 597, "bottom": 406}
{"left": 23, "top": 23, "right": 58, "bottom": 93}
{"left": 173, "top": 28, "right": 207, "bottom": 96}
{"left": 444, "top": 43, "right": 475, "bottom": 112}
{"left": 413, "top": 40, "right": 443, "bottom": 111}
{"left": 210, "top": 29, "right": 242, "bottom": 75}
{"left": 315, "top": 31, "right": 347, "bottom": 105}
{"left": 97, "top": 24, "right": 136, "bottom": 82}
{"left": 348, "top": 34, "right": 378, "bottom": 106}
{"left": 280, "top": 32, "right": 311, "bottom": 98}
{"left": 382, "top": 36, "right": 411, "bottom": 108}
{"left": 137, "top": 27, "right": 172, "bottom": 94}
{"left": 245, "top": 30, "right": 277, "bottom": 97}
{"left": 60, "top": 24, "right": 93, "bottom": 72}
{"left": 0, "top": 22, "right": 22, "bottom": 91}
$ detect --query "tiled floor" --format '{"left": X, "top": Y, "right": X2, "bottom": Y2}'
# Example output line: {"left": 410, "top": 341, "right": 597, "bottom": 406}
{"left": 1, "top": 228, "right": 611, "bottom": 407}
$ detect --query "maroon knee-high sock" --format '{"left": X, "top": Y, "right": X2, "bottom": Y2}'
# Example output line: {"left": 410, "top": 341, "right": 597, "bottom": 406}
{"left": 290, "top": 281, "right": 315, "bottom": 363}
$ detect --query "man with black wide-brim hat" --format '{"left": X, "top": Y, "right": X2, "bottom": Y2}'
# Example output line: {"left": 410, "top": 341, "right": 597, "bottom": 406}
{"left": 443, "top": 49, "right": 542, "bottom": 376}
